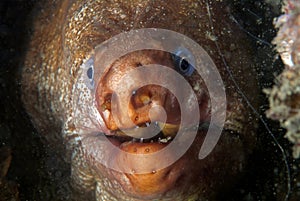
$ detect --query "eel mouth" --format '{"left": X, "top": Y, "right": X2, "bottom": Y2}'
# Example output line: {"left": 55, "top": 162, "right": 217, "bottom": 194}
{"left": 91, "top": 50, "right": 211, "bottom": 198}
{"left": 107, "top": 122, "right": 180, "bottom": 146}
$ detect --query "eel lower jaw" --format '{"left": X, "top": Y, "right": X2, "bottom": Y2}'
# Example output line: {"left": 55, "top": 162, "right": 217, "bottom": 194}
{"left": 89, "top": 123, "right": 208, "bottom": 200}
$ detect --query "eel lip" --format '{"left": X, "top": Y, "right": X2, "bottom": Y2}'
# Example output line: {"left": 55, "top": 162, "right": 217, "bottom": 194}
{"left": 105, "top": 121, "right": 180, "bottom": 147}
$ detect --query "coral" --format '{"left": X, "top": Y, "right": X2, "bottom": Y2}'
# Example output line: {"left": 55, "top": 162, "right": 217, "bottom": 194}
{"left": 266, "top": 0, "right": 300, "bottom": 158}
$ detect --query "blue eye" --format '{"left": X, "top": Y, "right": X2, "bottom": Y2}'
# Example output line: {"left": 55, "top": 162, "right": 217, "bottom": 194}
{"left": 82, "top": 57, "right": 95, "bottom": 89}
{"left": 87, "top": 65, "right": 93, "bottom": 80}
{"left": 172, "top": 47, "right": 195, "bottom": 76}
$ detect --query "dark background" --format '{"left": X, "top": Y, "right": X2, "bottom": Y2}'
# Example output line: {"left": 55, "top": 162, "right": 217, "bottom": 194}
{"left": 0, "top": 0, "right": 49, "bottom": 200}
{"left": 0, "top": 0, "right": 299, "bottom": 200}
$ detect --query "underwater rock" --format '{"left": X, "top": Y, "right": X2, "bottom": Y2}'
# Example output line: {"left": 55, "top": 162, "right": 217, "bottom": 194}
{"left": 21, "top": 0, "right": 259, "bottom": 200}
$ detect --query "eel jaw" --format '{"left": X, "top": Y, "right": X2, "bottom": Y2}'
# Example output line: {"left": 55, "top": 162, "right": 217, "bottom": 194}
{"left": 86, "top": 50, "right": 213, "bottom": 199}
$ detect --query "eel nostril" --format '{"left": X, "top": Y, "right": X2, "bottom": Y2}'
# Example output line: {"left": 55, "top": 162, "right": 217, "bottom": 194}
{"left": 140, "top": 94, "right": 151, "bottom": 105}
{"left": 101, "top": 93, "right": 112, "bottom": 111}
{"left": 136, "top": 62, "right": 142, "bottom": 67}
{"left": 131, "top": 88, "right": 153, "bottom": 109}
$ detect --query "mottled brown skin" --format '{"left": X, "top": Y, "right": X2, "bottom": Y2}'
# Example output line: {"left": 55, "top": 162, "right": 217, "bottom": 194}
{"left": 22, "top": 0, "right": 259, "bottom": 200}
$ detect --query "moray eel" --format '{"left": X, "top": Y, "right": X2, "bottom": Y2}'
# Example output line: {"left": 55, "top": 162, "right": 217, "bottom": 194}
{"left": 21, "top": 0, "right": 259, "bottom": 200}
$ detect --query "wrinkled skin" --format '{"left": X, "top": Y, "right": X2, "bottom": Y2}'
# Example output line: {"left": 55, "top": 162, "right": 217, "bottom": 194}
{"left": 21, "top": 0, "right": 259, "bottom": 200}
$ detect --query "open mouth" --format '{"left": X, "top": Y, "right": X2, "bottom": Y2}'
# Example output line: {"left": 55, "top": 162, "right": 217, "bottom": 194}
{"left": 105, "top": 122, "right": 180, "bottom": 147}
{"left": 103, "top": 120, "right": 210, "bottom": 152}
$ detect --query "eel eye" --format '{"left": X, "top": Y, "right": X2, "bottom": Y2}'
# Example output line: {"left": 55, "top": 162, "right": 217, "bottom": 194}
{"left": 87, "top": 66, "right": 93, "bottom": 80}
{"left": 82, "top": 57, "right": 95, "bottom": 89}
{"left": 172, "top": 47, "right": 195, "bottom": 76}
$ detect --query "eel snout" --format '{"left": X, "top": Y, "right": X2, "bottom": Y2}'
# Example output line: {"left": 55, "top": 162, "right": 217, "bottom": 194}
{"left": 87, "top": 49, "right": 211, "bottom": 198}
{"left": 95, "top": 50, "right": 210, "bottom": 134}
